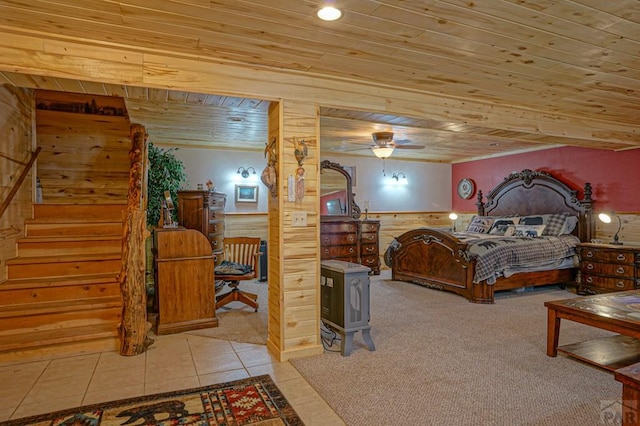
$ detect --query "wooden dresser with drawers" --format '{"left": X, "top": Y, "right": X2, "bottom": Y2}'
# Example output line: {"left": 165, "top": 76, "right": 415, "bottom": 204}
{"left": 177, "top": 190, "right": 227, "bottom": 262}
{"left": 576, "top": 242, "right": 640, "bottom": 294}
{"left": 320, "top": 218, "right": 380, "bottom": 274}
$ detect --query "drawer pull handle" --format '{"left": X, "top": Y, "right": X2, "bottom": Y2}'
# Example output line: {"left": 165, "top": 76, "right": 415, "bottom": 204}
{"left": 617, "top": 282, "right": 625, "bottom": 288}
{"left": 586, "top": 251, "right": 594, "bottom": 258}
{"left": 586, "top": 277, "right": 593, "bottom": 283}
{"left": 616, "top": 267, "right": 625, "bottom": 274}
{"left": 322, "top": 237, "right": 329, "bottom": 243}
{"left": 587, "top": 264, "right": 594, "bottom": 270}
{"left": 618, "top": 254, "right": 626, "bottom": 261}
{"left": 349, "top": 247, "right": 355, "bottom": 253}
{"left": 365, "top": 235, "right": 374, "bottom": 241}
{"left": 365, "top": 247, "right": 374, "bottom": 252}
{"left": 348, "top": 236, "right": 355, "bottom": 242}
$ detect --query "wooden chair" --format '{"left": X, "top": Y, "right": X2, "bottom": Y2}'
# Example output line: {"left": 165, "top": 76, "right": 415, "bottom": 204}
{"left": 214, "top": 237, "right": 262, "bottom": 311}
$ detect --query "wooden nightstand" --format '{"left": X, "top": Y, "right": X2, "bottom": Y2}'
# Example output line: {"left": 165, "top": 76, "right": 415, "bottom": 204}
{"left": 576, "top": 243, "right": 640, "bottom": 295}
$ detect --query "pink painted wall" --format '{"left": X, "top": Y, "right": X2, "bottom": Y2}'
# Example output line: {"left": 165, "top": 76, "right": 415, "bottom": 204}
{"left": 452, "top": 146, "right": 640, "bottom": 213}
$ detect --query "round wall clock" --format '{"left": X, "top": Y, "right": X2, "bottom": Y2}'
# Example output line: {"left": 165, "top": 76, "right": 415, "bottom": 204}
{"left": 457, "top": 178, "right": 475, "bottom": 199}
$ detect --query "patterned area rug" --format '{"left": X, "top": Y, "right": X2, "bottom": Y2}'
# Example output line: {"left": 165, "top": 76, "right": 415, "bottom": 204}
{"left": 2, "top": 375, "right": 303, "bottom": 426}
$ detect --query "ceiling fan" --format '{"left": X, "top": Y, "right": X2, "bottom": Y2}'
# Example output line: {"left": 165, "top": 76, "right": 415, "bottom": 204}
{"left": 370, "top": 131, "right": 425, "bottom": 159}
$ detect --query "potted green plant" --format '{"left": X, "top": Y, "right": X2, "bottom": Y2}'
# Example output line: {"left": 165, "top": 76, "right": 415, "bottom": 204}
{"left": 146, "top": 142, "right": 187, "bottom": 227}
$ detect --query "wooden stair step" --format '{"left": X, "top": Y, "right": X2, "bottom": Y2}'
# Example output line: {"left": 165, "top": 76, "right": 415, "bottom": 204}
{"left": 17, "top": 236, "right": 122, "bottom": 256}
{"left": 25, "top": 217, "right": 123, "bottom": 224}
{"left": 33, "top": 204, "right": 126, "bottom": 221}
{"left": 7, "top": 252, "right": 121, "bottom": 265}
{"left": 7, "top": 253, "right": 121, "bottom": 280}
{"left": 0, "top": 273, "right": 120, "bottom": 305}
{"left": 25, "top": 221, "right": 123, "bottom": 237}
{"left": 0, "top": 299, "right": 121, "bottom": 335}
{"left": 0, "top": 324, "right": 119, "bottom": 353}
{"left": 0, "top": 273, "right": 119, "bottom": 290}
{"left": 18, "top": 235, "right": 122, "bottom": 243}
{"left": 0, "top": 296, "right": 122, "bottom": 318}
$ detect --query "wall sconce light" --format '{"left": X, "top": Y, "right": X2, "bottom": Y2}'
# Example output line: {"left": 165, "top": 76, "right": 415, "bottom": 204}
{"left": 391, "top": 172, "right": 406, "bottom": 182}
{"left": 237, "top": 167, "right": 256, "bottom": 179}
{"left": 598, "top": 212, "right": 623, "bottom": 245}
{"left": 449, "top": 212, "right": 458, "bottom": 232}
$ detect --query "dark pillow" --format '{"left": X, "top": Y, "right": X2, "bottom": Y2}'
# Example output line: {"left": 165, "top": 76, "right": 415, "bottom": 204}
{"left": 520, "top": 216, "right": 544, "bottom": 226}
{"left": 489, "top": 217, "right": 520, "bottom": 235}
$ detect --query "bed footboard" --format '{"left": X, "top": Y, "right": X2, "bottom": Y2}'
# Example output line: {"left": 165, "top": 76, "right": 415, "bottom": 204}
{"left": 391, "top": 228, "right": 477, "bottom": 301}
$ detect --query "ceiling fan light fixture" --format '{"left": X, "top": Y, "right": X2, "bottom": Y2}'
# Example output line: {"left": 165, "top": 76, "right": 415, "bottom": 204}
{"left": 372, "top": 145, "right": 394, "bottom": 159}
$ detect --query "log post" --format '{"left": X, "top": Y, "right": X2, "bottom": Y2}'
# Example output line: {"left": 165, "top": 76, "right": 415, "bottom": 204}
{"left": 119, "top": 124, "right": 153, "bottom": 356}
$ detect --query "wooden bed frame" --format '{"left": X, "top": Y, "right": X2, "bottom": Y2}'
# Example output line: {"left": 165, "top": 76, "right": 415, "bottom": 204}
{"left": 391, "top": 169, "right": 594, "bottom": 303}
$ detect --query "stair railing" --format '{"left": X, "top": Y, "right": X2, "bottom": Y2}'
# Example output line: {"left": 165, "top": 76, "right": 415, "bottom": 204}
{"left": 0, "top": 146, "right": 41, "bottom": 219}
{"left": 118, "top": 124, "right": 154, "bottom": 356}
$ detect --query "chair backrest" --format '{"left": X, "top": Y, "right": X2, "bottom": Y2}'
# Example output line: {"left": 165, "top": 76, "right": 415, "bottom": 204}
{"left": 222, "top": 237, "right": 262, "bottom": 272}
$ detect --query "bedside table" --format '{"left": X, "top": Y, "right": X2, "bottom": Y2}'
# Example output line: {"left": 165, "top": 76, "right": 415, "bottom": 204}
{"left": 576, "top": 243, "right": 640, "bottom": 294}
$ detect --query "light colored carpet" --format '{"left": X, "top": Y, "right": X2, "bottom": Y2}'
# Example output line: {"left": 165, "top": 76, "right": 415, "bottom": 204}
{"left": 186, "top": 280, "right": 268, "bottom": 345}
{"left": 290, "top": 270, "right": 623, "bottom": 426}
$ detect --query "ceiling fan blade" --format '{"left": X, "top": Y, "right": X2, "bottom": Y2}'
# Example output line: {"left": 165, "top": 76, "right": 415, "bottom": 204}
{"left": 329, "top": 144, "right": 373, "bottom": 152}
{"left": 395, "top": 144, "right": 425, "bottom": 150}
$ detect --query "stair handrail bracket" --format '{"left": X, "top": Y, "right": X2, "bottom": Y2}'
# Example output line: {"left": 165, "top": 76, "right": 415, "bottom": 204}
{"left": 0, "top": 147, "right": 41, "bottom": 219}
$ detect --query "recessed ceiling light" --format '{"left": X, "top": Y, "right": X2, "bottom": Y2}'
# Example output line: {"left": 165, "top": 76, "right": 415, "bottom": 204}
{"left": 317, "top": 6, "right": 342, "bottom": 21}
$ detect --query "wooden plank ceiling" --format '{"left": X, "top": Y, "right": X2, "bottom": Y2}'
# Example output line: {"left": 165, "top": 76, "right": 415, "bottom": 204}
{"left": 0, "top": 0, "right": 638, "bottom": 162}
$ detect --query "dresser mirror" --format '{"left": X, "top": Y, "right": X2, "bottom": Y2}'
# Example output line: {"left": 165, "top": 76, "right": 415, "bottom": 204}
{"left": 320, "top": 160, "right": 361, "bottom": 219}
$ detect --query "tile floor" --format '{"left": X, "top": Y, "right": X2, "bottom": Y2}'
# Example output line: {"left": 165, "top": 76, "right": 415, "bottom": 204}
{"left": 0, "top": 332, "right": 345, "bottom": 425}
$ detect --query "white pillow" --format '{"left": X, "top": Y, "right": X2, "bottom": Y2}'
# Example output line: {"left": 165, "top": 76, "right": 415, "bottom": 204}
{"left": 560, "top": 215, "right": 579, "bottom": 235}
{"left": 467, "top": 216, "right": 494, "bottom": 234}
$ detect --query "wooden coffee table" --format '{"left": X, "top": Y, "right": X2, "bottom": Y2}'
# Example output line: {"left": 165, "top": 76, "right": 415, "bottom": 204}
{"left": 545, "top": 290, "right": 640, "bottom": 371}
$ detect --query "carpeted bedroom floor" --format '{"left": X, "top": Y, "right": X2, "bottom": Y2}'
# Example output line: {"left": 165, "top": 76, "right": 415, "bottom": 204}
{"left": 290, "top": 271, "right": 623, "bottom": 425}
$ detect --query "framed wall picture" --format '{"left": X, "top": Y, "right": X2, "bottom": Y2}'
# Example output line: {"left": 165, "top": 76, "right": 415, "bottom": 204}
{"left": 235, "top": 185, "right": 258, "bottom": 203}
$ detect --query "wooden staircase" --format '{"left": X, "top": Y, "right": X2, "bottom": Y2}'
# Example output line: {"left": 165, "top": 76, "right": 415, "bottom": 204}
{"left": 0, "top": 203, "right": 125, "bottom": 361}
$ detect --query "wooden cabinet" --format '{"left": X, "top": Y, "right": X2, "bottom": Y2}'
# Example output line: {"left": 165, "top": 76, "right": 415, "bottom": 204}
{"left": 153, "top": 228, "right": 218, "bottom": 335}
{"left": 577, "top": 243, "right": 640, "bottom": 294}
{"left": 320, "top": 218, "right": 380, "bottom": 274}
{"left": 360, "top": 220, "right": 380, "bottom": 273}
{"left": 321, "top": 220, "right": 359, "bottom": 264}
{"left": 207, "top": 192, "right": 226, "bottom": 257}
{"left": 177, "top": 190, "right": 227, "bottom": 260}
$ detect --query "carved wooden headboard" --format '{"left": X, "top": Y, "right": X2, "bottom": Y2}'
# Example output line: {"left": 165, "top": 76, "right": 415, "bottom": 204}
{"left": 476, "top": 169, "right": 594, "bottom": 242}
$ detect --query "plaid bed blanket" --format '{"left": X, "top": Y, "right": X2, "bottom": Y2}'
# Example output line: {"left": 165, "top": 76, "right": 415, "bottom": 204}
{"left": 453, "top": 232, "right": 580, "bottom": 284}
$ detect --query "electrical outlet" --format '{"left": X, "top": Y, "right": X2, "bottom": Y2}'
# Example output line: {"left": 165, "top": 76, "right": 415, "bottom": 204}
{"left": 292, "top": 211, "right": 308, "bottom": 227}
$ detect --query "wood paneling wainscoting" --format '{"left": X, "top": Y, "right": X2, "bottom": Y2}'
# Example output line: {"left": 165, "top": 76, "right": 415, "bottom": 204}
{"left": 226, "top": 213, "right": 268, "bottom": 241}
{"left": 225, "top": 211, "right": 471, "bottom": 271}
{"left": 214, "top": 211, "right": 640, "bottom": 274}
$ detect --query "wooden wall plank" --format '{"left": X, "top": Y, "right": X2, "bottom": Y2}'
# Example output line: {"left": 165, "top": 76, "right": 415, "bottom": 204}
{"left": 35, "top": 91, "right": 131, "bottom": 204}
{"left": 0, "top": 85, "right": 33, "bottom": 280}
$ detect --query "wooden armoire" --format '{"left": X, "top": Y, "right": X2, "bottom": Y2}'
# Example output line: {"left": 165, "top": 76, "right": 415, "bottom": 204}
{"left": 177, "top": 190, "right": 227, "bottom": 260}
